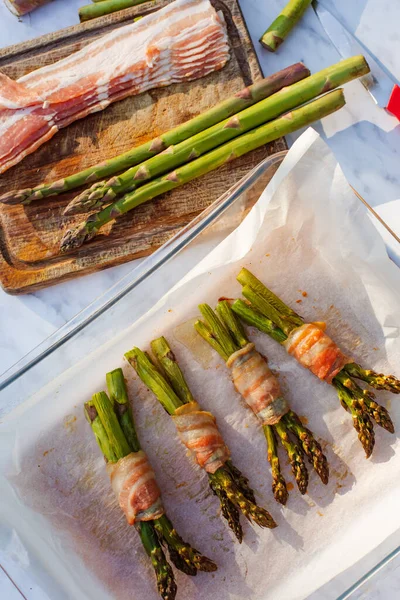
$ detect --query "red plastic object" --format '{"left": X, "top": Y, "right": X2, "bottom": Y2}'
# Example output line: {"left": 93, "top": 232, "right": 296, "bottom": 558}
{"left": 387, "top": 84, "right": 400, "bottom": 120}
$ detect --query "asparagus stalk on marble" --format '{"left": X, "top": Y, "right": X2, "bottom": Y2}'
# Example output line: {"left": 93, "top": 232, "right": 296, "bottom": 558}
{"left": 125, "top": 341, "right": 276, "bottom": 541}
{"left": 60, "top": 88, "right": 346, "bottom": 252}
{"left": 231, "top": 268, "right": 396, "bottom": 458}
{"left": 194, "top": 301, "right": 328, "bottom": 504}
{"left": 85, "top": 370, "right": 216, "bottom": 600}
{"left": 260, "top": 0, "right": 312, "bottom": 52}
{"left": 79, "top": 0, "right": 153, "bottom": 22}
{"left": 0, "top": 64, "right": 310, "bottom": 206}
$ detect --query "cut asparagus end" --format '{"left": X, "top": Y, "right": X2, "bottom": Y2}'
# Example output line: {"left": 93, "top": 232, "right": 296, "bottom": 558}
{"left": 106, "top": 368, "right": 141, "bottom": 453}
{"left": 151, "top": 337, "right": 194, "bottom": 405}
{"left": 194, "top": 319, "right": 230, "bottom": 361}
{"left": 260, "top": 0, "right": 313, "bottom": 52}
{"left": 215, "top": 300, "right": 249, "bottom": 349}
{"left": 237, "top": 268, "right": 303, "bottom": 325}
{"left": 92, "top": 392, "right": 131, "bottom": 460}
{"left": 125, "top": 347, "right": 183, "bottom": 415}
{"left": 198, "top": 304, "right": 239, "bottom": 358}
{"left": 231, "top": 299, "right": 288, "bottom": 343}
{"left": 241, "top": 284, "right": 296, "bottom": 336}
{"left": 79, "top": 0, "right": 154, "bottom": 23}
{"left": 84, "top": 400, "right": 118, "bottom": 463}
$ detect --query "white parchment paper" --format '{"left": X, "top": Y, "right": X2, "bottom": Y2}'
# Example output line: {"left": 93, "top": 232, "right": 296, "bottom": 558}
{"left": 1, "top": 129, "right": 399, "bottom": 600}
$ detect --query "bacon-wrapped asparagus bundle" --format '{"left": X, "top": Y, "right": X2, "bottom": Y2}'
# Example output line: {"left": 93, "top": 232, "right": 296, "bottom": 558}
{"left": 195, "top": 301, "right": 328, "bottom": 505}
{"left": 232, "top": 268, "right": 397, "bottom": 458}
{"left": 125, "top": 340, "right": 276, "bottom": 542}
{"left": 85, "top": 368, "right": 216, "bottom": 600}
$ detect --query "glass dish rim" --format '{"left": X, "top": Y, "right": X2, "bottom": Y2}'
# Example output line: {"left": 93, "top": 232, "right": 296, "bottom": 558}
{"left": 1, "top": 147, "right": 399, "bottom": 598}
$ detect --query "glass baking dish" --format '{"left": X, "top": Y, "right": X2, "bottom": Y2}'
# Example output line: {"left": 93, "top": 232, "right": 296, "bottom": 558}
{"left": 0, "top": 149, "right": 399, "bottom": 599}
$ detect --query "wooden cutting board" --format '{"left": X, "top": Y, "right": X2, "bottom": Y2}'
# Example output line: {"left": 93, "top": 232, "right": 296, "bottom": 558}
{"left": 0, "top": 0, "right": 286, "bottom": 294}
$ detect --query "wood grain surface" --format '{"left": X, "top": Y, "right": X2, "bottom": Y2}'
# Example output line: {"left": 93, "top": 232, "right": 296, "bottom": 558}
{"left": 0, "top": 0, "right": 286, "bottom": 294}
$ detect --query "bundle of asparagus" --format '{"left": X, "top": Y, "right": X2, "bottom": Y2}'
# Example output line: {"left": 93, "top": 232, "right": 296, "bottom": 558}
{"left": 260, "top": 0, "right": 312, "bottom": 52}
{"left": 125, "top": 338, "right": 277, "bottom": 541}
{"left": 194, "top": 301, "right": 328, "bottom": 505}
{"left": 64, "top": 61, "right": 313, "bottom": 216}
{"left": 85, "top": 367, "right": 216, "bottom": 600}
{"left": 231, "top": 269, "right": 398, "bottom": 458}
{"left": 60, "top": 89, "right": 345, "bottom": 252}
{"left": 79, "top": 0, "right": 153, "bottom": 22}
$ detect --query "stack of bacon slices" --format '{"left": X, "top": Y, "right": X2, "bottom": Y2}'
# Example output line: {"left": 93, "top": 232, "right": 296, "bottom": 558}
{"left": 0, "top": 0, "right": 230, "bottom": 175}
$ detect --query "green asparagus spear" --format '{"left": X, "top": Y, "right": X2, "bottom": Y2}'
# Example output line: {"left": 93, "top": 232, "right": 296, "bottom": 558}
{"left": 79, "top": 0, "right": 152, "bottom": 22}
{"left": 282, "top": 411, "right": 329, "bottom": 484}
{"left": 230, "top": 298, "right": 287, "bottom": 343}
{"left": 0, "top": 64, "right": 309, "bottom": 206}
{"left": 333, "top": 379, "right": 375, "bottom": 458}
{"left": 344, "top": 362, "right": 400, "bottom": 395}
{"left": 237, "top": 267, "right": 303, "bottom": 325}
{"left": 334, "top": 371, "right": 394, "bottom": 434}
{"left": 263, "top": 424, "right": 288, "bottom": 505}
{"left": 150, "top": 337, "right": 194, "bottom": 404}
{"left": 106, "top": 368, "right": 140, "bottom": 453}
{"left": 274, "top": 419, "right": 308, "bottom": 495}
{"left": 260, "top": 0, "right": 312, "bottom": 52}
{"left": 60, "top": 88, "right": 346, "bottom": 252}
{"left": 138, "top": 521, "right": 177, "bottom": 600}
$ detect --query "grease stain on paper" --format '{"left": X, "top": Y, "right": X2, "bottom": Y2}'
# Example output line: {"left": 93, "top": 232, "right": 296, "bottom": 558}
{"left": 174, "top": 317, "right": 213, "bottom": 368}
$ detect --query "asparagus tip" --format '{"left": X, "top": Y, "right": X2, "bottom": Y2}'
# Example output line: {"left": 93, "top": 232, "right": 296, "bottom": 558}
{"left": 272, "top": 477, "right": 289, "bottom": 506}
{"left": 60, "top": 222, "right": 95, "bottom": 253}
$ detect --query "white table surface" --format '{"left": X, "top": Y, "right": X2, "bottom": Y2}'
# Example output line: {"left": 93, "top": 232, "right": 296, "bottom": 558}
{"left": 0, "top": 0, "right": 399, "bottom": 598}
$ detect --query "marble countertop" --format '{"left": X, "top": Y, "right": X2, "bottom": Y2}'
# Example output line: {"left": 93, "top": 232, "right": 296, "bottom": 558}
{"left": 0, "top": 0, "right": 399, "bottom": 597}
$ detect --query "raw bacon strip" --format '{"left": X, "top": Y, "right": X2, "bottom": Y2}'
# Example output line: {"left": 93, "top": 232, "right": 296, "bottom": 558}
{"left": 284, "top": 323, "right": 351, "bottom": 384}
{"left": 227, "top": 343, "right": 289, "bottom": 426}
{"left": 0, "top": 73, "right": 42, "bottom": 110}
{"left": 0, "top": 106, "right": 57, "bottom": 174}
{"left": 106, "top": 451, "right": 164, "bottom": 525}
{"left": 0, "top": 0, "right": 229, "bottom": 175}
{"left": 172, "top": 401, "right": 230, "bottom": 474}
